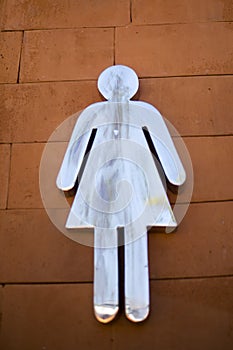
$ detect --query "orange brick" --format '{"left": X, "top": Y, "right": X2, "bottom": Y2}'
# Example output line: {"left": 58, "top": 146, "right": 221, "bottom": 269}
{"left": 139, "top": 76, "right": 233, "bottom": 136}
{"left": 0, "top": 209, "right": 93, "bottom": 282}
{"left": 0, "top": 202, "right": 232, "bottom": 283}
{"left": 133, "top": 0, "right": 233, "bottom": 24}
{"left": 116, "top": 22, "right": 233, "bottom": 77}
{"left": 8, "top": 137, "right": 233, "bottom": 210}
{"left": 0, "top": 144, "right": 10, "bottom": 209}
{"left": 8, "top": 142, "right": 83, "bottom": 209}
{"left": 2, "top": 0, "right": 130, "bottom": 30}
{"left": 185, "top": 136, "right": 233, "bottom": 202}
{"left": 114, "top": 278, "right": 233, "bottom": 350}
{"left": 20, "top": 28, "right": 114, "bottom": 82}
{"left": 0, "top": 279, "right": 232, "bottom": 349}
{"left": 1, "top": 77, "right": 232, "bottom": 144}
{"left": 0, "top": 284, "right": 113, "bottom": 350}
{"left": 0, "top": 81, "right": 101, "bottom": 143}
{"left": 149, "top": 201, "right": 233, "bottom": 278}
{"left": 8, "top": 143, "right": 44, "bottom": 208}
{"left": 0, "top": 31, "right": 22, "bottom": 83}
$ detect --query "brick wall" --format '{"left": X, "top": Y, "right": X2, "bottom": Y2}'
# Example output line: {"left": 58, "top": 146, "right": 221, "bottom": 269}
{"left": 0, "top": 1, "right": 233, "bottom": 349}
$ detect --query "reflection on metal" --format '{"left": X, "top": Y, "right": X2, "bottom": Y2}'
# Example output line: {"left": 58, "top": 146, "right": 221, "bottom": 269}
{"left": 56, "top": 65, "right": 186, "bottom": 323}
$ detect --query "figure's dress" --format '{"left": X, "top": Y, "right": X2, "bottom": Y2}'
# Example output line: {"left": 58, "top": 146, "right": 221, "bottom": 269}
{"left": 58, "top": 101, "right": 177, "bottom": 237}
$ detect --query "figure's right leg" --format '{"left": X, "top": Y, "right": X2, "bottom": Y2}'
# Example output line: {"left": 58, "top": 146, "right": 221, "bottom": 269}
{"left": 94, "top": 227, "right": 119, "bottom": 323}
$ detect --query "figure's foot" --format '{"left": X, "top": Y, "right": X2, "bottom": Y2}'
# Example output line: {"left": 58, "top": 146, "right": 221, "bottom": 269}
{"left": 94, "top": 228, "right": 119, "bottom": 324}
{"left": 125, "top": 304, "right": 149, "bottom": 322}
{"left": 94, "top": 304, "right": 119, "bottom": 323}
{"left": 124, "top": 229, "right": 150, "bottom": 322}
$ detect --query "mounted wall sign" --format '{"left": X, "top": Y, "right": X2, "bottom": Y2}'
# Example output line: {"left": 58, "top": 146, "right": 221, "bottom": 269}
{"left": 55, "top": 65, "right": 187, "bottom": 323}
{"left": 40, "top": 65, "right": 193, "bottom": 324}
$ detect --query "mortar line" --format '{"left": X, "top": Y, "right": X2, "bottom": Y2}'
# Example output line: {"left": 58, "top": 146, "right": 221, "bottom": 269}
{"left": 1, "top": 20, "right": 233, "bottom": 32}
{"left": 0, "top": 134, "right": 232, "bottom": 146}
{"left": 130, "top": 0, "right": 132, "bottom": 23}
{"left": 1, "top": 73, "right": 232, "bottom": 85}
{"left": 17, "top": 31, "right": 24, "bottom": 84}
{"left": 1, "top": 199, "right": 232, "bottom": 212}
{"left": 5, "top": 143, "right": 12, "bottom": 209}
{"left": 113, "top": 27, "right": 116, "bottom": 65}
{"left": 1, "top": 274, "right": 233, "bottom": 286}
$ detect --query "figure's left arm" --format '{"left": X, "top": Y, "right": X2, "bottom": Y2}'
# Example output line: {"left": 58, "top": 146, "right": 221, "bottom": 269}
{"left": 134, "top": 101, "right": 186, "bottom": 186}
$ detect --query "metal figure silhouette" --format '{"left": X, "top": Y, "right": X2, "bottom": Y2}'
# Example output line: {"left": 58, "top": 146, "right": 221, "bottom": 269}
{"left": 57, "top": 65, "right": 186, "bottom": 323}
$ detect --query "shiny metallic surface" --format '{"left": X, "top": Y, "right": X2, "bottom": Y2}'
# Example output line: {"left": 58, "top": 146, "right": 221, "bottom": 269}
{"left": 94, "top": 228, "right": 119, "bottom": 323}
{"left": 56, "top": 65, "right": 186, "bottom": 323}
{"left": 125, "top": 230, "right": 149, "bottom": 322}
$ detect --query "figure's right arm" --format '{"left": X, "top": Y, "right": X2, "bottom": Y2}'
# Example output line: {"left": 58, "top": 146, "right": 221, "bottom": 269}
{"left": 132, "top": 101, "right": 186, "bottom": 187}
{"left": 56, "top": 102, "right": 104, "bottom": 191}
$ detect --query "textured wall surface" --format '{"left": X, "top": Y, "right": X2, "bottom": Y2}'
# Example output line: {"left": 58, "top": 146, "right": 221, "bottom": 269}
{"left": 0, "top": 1, "right": 233, "bottom": 349}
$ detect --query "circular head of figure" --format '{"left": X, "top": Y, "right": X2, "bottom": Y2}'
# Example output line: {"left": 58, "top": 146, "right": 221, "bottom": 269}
{"left": 97, "top": 65, "right": 139, "bottom": 101}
